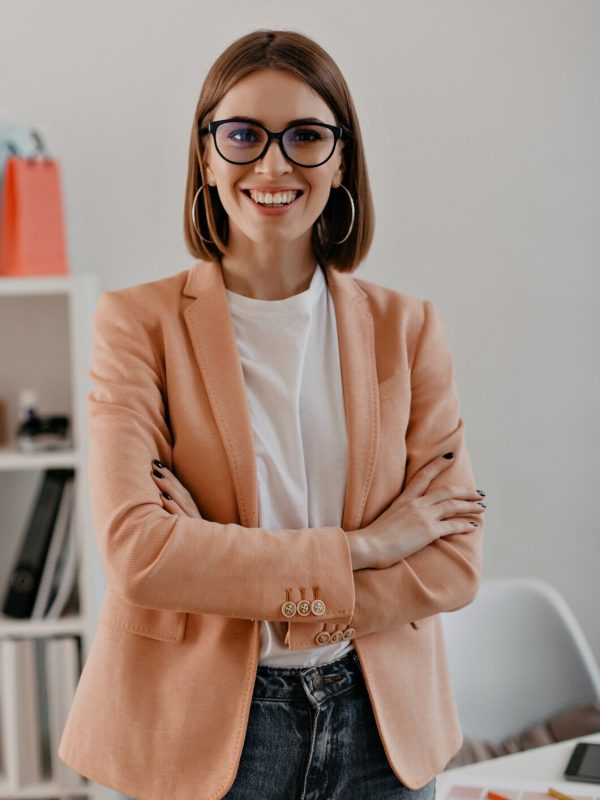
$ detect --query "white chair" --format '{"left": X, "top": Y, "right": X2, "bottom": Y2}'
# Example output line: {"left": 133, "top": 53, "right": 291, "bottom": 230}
{"left": 440, "top": 577, "right": 600, "bottom": 742}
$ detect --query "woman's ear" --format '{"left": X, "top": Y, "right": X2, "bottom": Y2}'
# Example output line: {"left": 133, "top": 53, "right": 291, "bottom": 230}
{"left": 334, "top": 141, "right": 345, "bottom": 184}
{"left": 202, "top": 158, "right": 216, "bottom": 187}
{"left": 333, "top": 161, "right": 345, "bottom": 188}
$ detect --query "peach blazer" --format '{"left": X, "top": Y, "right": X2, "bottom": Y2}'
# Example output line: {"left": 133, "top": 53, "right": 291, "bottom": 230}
{"left": 58, "top": 259, "right": 483, "bottom": 800}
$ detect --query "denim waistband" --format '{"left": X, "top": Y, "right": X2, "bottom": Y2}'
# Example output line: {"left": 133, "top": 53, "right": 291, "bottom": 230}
{"left": 252, "top": 649, "right": 364, "bottom": 705}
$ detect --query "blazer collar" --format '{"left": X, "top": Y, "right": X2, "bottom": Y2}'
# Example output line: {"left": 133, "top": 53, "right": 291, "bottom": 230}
{"left": 182, "top": 260, "right": 379, "bottom": 532}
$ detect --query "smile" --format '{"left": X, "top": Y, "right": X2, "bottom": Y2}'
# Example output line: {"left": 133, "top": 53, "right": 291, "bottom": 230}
{"left": 240, "top": 189, "right": 303, "bottom": 215}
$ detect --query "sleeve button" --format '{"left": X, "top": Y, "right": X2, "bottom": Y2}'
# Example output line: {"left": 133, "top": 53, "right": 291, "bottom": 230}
{"left": 311, "top": 599, "right": 326, "bottom": 616}
{"left": 315, "top": 631, "right": 331, "bottom": 645}
{"left": 281, "top": 601, "right": 297, "bottom": 618}
{"left": 343, "top": 627, "right": 356, "bottom": 639}
{"left": 297, "top": 600, "right": 311, "bottom": 616}
{"left": 330, "top": 631, "right": 344, "bottom": 642}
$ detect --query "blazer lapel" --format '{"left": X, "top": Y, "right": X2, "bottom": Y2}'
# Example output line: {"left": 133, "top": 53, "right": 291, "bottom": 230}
{"left": 182, "top": 260, "right": 379, "bottom": 533}
{"left": 324, "top": 265, "right": 380, "bottom": 532}
{"left": 182, "top": 260, "right": 259, "bottom": 528}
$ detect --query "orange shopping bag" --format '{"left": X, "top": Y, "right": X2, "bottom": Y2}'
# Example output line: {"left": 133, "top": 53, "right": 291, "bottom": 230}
{"left": 0, "top": 134, "right": 70, "bottom": 276}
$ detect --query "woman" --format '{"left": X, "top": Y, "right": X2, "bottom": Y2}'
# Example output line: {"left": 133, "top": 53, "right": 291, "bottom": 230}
{"left": 58, "top": 28, "right": 486, "bottom": 800}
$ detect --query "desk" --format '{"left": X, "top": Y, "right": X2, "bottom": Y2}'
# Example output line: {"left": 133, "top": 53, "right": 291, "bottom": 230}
{"left": 437, "top": 730, "right": 600, "bottom": 797}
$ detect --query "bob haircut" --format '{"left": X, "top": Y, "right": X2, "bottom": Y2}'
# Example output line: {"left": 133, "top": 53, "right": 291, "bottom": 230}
{"left": 183, "top": 29, "right": 375, "bottom": 273}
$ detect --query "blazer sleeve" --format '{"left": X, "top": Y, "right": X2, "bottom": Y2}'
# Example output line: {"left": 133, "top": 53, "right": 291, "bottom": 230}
{"left": 87, "top": 289, "right": 355, "bottom": 623}
{"left": 286, "top": 298, "right": 483, "bottom": 648}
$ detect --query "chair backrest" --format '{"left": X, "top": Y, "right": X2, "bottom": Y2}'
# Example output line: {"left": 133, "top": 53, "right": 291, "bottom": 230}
{"left": 440, "top": 577, "right": 600, "bottom": 742}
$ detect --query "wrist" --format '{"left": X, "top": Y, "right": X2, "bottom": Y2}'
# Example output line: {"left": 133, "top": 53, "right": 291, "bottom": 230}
{"left": 346, "top": 528, "right": 372, "bottom": 571}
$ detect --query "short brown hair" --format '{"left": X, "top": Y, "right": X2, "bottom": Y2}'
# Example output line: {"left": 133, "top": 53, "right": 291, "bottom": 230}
{"left": 183, "top": 29, "right": 375, "bottom": 272}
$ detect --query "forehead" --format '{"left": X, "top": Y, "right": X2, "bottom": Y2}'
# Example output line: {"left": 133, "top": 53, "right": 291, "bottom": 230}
{"left": 211, "top": 69, "right": 336, "bottom": 127}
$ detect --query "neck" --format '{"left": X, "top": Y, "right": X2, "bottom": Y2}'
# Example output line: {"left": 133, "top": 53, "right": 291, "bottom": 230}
{"left": 219, "top": 233, "right": 317, "bottom": 300}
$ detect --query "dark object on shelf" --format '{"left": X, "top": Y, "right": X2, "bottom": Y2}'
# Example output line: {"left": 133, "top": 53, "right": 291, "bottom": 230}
{"left": 16, "top": 409, "right": 72, "bottom": 452}
{"left": 3, "top": 468, "right": 75, "bottom": 618}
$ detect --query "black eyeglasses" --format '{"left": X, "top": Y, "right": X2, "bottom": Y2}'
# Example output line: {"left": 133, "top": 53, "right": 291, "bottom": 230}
{"left": 199, "top": 117, "right": 344, "bottom": 168}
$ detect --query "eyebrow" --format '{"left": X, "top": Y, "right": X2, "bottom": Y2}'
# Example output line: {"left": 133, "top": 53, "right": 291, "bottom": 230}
{"left": 225, "top": 115, "right": 328, "bottom": 127}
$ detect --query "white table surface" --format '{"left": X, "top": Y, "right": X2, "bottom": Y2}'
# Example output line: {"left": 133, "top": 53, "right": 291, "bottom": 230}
{"left": 437, "top": 730, "right": 600, "bottom": 795}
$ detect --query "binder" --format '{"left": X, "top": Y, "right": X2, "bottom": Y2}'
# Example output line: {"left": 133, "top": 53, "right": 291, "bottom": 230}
{"left": 3, "top": 469, "right": 75, "bottom": 618}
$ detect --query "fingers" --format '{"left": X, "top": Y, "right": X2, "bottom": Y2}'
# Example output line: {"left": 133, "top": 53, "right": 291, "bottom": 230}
{"left": 422, "top": 484, "right": 485, "bottom": 505}
{"left": 437, "top": 516, "right": 482, "bottom": 536}
{"left": 434, "top": 498, "right": 486, "bottom": 520}
{"left": 150, "top": 462, "right": 185, "bottom": 516}
{"left": 160, "top": 492, "right": 186, "bottom": 517}
{"left": 402, "top": 452, "right": 456, "bottom": 499}
{"left": 150, "top": 459, "right": 203, "bottom": 519}
{"left": 151, "top": 459, "right": 173, "bottom": 491}
{"left": 151, "top": 460, "right": 185, "bottom": 508}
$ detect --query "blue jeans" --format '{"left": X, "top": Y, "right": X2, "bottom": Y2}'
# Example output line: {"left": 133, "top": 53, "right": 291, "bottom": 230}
{"left": 124, "top": 649, "right": 437, "bottom": 800}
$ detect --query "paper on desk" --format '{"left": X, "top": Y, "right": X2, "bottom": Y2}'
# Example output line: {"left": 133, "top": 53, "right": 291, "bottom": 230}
{"left": 439, "top": 775, "right": 600, "bottom": 800}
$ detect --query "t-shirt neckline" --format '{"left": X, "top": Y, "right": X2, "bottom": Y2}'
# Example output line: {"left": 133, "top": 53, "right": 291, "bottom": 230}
{"left": 225, "top": 263, "right": 325, "bottom": 317}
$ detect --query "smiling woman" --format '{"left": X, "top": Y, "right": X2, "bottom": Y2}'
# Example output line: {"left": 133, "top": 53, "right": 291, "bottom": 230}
{"left": 57, "top": 26, "right": 484, "bottom": 800}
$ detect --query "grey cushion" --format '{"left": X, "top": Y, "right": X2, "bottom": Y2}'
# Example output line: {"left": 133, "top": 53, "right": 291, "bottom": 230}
{"left": 445, "top": 702, "right": 600, "bottom": 768}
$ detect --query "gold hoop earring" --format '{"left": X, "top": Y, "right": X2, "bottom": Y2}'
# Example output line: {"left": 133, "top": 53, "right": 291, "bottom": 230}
{"left": 191, "top": 183, "right": 215, "bottom": 244}
{"left": 319, "top": 183, "right": 355, "bottom": 244}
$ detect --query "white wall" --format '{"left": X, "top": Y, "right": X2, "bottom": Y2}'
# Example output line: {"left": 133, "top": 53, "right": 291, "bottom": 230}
{"left": 2, "top": 0, "right": 598, "bottom": 661}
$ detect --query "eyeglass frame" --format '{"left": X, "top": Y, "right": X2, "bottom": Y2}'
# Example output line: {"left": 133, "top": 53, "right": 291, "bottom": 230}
{"left": 198, "top": 117, "right": 345, "bottom": 168}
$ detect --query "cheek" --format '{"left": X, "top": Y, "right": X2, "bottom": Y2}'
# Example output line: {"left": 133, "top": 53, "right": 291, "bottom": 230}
{"left": 303, "top": 181, "right": 336, "bottom": 219}
{"left": 210, "top": 165, "right": 245, "bottom": 204}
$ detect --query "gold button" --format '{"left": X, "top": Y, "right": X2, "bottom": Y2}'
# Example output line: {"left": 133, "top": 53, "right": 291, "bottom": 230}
{"left": 330, "top": 631, "right": 344, "bottom": 643}
{"left": 311, "top": 599, "right": 326, "bottom": 616}
{"left": 281, "top": 601, "right": 297, "bottom": 618}
{"left": 315, "top": 631, "right": 331, "bottom": 645}
{"left": 343, "top": 627, "right": 356, "bottom": 639}
{"left": 297, "top": 600, "right": 311, "bottom": 616}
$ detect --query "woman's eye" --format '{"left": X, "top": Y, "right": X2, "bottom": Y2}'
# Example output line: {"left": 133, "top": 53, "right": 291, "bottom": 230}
{"left": 229, "top": 129, "right": 258, "bottom": 142}
{"left": 293, "top": 129, "right": 322, "bottom": 142}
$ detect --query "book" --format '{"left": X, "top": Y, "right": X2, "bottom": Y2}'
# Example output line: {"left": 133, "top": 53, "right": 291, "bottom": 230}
{"left": 31, "top": 476, "right": 74, "bottom": 618}
{"left": 3, "top": 468, "right": 75, "bottom": 618}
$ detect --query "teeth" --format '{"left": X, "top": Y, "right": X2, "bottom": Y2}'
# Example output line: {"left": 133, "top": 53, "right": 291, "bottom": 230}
{"left": 248, "top": 190, "right": 299, "bottom": 205}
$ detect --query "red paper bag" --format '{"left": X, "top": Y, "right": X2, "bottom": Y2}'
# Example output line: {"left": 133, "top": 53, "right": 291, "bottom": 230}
{"left": 0, "top": 154, "right": 70, "bottom": 276}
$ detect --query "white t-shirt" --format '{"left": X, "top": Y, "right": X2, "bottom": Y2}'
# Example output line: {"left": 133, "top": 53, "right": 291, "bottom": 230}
{"left": 225, "top": 262, "right": 355, "bottom": 666}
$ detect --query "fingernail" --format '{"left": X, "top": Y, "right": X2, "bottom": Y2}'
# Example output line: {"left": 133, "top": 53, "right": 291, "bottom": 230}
{"left": 162, "top": 492, "right": 172, "bottom": 500}
{"left": 477, "top": 489, "right": 486, "bottom": 496}
{"left": 153, "top": 459, "right": 165, "bottom": 469}
{"left": 470, "top": 521, "right": 479, "bottom": 526}
{"left": 478, "top": 501, "right": 486, "bottom": 507}
{"left": 443, "top": 452, "right": 454, "bottom": 459}
{"left": 152, "top": 469, "right": 164, "bottom": 479}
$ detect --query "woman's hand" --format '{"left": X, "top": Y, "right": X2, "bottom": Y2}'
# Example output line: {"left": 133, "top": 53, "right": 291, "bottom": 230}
{"left": 150, "top": 459, "right": 203, "bottom": 519}
{"left": 346, "top": 453, "right": 486, "bottom": 570}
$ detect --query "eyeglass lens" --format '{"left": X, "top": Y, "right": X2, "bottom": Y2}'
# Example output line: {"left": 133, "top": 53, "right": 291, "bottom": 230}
{"left": 215, "top": 121, "right": 336, "bottom": 166}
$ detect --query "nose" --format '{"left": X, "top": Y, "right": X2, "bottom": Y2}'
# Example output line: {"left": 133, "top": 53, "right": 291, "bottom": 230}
{"left": 256, "top": 137, "right": 292, "bottom": 174}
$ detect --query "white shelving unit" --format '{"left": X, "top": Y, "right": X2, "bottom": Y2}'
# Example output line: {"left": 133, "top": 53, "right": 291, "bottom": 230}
{"left": 0, "top": 272, "right": 117, "bottom": 800}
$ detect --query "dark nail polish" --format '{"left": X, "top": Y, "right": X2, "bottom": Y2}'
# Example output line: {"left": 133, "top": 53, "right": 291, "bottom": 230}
{"left": 443, "top": 452, "right": 454, "bottom": 459}
{"left": 162, "top": 492, "right": 172, "bottom": 500}
{"left": 470, "top": 521, "right": 479, "bottom": 526}
{"left": 153, "top": 459, "right": 165, "bottom": 469}
{"left": 478, "top": 501, "right": 486, "bottom": 508}
{"left": 477, "top": 489, "right": 486, "bottom": 496}
{"left": 152, "top": 469, "right": 164, "bottom": 479}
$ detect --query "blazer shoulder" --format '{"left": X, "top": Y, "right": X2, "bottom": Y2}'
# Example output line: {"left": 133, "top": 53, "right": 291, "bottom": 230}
{"left": 350, "top": 274, "right": 429, "bottom": 330}
{"left": 351, "top": 274, "right": 423, "bottom": 310}
{"left": 95, "top": 266, "right": 191, "bottom": 322}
